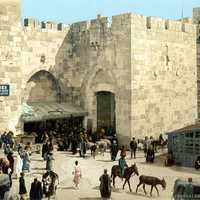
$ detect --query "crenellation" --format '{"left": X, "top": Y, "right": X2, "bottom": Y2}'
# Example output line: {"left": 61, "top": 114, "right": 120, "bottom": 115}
{"left": 130, "top": 13, "right": 146, "bottom": 28}
{"left": 193, "top": 7, "right": 200, "bottom": 24}
{"left": 24, "top": 18, "right": 40, "bottom": 29}
{"left": 71, "top": 21, "right": 90, "bottom": 32}
{"left": 166, "top": 20, "right": 183, "bottom": 32}
{"left": 184, "top": 23, "right": 197, "bottom": 35}
{"left": 146, "top": 16, "right": 166, "bottom": 31}
{"left": 24, "top": 18, "right": 69, "bottom": 32}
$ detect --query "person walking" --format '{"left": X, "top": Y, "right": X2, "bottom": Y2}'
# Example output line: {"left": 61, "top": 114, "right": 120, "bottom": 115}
{"left": 19, "top": 172, "right": 27, "bottom": 200}
{"left": 110, "top": 140, "right": 118, "bottom": 161}
{"left": 42, "top": 140, "right": 49, "bottom": 160}
{"left": 30, "top": 178, "right": 43, "bottom": 200}
{"left": 143, "top": 136, "right": 149, "bottom": 157}
{"left": 120, "top": 145, "right": 126, "bottom": 158}
{"left": 46, "top": 152, "right": 54, "bottom": 171}
{"left": 72, "top": 160, "right": 82, "bottom": 189}
{"left": 15, "top": 152, "right": 23, "bottom": 178}
{"left": 22, "top": 146, "right": 31, "bottom": 172}
{"left": 99, "top": 169, "right": 112, "bottom": 199}
{"left": 146, "top": 145, "right": 155, "bottom": 163}
{"left": 130, "top": 137, "right": 137, "bottom": 159}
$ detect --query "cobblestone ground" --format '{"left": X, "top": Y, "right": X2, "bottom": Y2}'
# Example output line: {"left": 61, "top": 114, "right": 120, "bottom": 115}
{"left": 1, "top": 148, "right": 200, "bottom": 200}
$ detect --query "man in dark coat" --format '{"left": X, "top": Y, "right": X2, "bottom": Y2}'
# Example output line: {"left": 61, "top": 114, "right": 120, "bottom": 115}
{"left": 30, "top": 178, "right": 43, "bottom": 200}
{"left": 110, "top": 140, "right": 118, "bottom": 161}
{"left": 99, "top": 169, "right": 112, "bottom": 199}
{"left": 130, "top": 137, "right": 137, "bottom": 159}
{"left": 146, "top": 145, "right": 155, "bottom": 163}
{"left": 19, "top": 172, "right": 27, "bottom": 199}
{"left": 42, "top": 140, "right": 49, "bottom": 160}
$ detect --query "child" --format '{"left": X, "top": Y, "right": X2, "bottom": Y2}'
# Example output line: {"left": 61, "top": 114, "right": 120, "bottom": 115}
{"left": 72, "top": 161, "right": 82, "bottom": 189}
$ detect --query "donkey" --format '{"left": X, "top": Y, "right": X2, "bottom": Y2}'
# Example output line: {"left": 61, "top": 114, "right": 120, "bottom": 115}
{"left": 111, "top": 164, "right": 139, "bottom": 192}
{"left": 136, "top": 175, "right": 166, "bottom": 196}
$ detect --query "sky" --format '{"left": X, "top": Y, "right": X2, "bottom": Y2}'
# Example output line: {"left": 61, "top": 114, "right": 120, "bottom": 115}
{"left": 22, "top": 0, "right": 200, "bottom": 24}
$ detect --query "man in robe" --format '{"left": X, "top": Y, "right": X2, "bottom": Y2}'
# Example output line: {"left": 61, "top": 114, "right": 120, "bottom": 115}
{"left": 22, "top": 146, "right": 31, "bottom": 172}
{"left": 110, "top": 140, "right": 118, "bottom": 161}
{"left": 46, "top": 152, "right": 54, "bottom": 171}
{"left": 146, "top": 145, "right": 155, "bottom": 163}
{"left": 30, "top": 178, "right": 43, "bottom": 200}
{"left": 99, "top": 169, "right": 112, "bottom": 199}
{"left": 119, "top": 156, "right": 128, "bottom": 179}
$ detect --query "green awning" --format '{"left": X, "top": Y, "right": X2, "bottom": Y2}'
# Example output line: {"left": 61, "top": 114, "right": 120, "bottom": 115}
{"left": 22, "top": 102, "right": 88, "bottom": 122}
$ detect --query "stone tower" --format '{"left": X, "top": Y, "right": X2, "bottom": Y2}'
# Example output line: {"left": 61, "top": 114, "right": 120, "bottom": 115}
{"left": 0, "top": 0, "right": 23, "bottom": 133}
{"left": 193, "top": 8, "right": 200, "bottom": 117}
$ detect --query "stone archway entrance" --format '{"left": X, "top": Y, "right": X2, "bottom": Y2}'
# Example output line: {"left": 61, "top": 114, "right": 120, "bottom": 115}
{"left": 22, "top": 70, "right": 87, "bottom": 142}
{"left": 96, "top": 91, "right": 116, "bottom": 134}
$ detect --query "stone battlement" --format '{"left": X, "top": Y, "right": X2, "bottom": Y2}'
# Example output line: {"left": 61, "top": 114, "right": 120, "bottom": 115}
{"left": 23, "top": 18, "right": 70, "bottom": 32}
{"left": 69, "top": 12, "right": 196, "bottom": 34}
{"left": 23, "top": 12, "right": 196, "bottom": 35}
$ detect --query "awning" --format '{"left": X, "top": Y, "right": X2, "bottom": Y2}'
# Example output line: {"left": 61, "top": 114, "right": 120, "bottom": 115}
{"left": 22, "top": 102, "right": 88, "bottom": 122}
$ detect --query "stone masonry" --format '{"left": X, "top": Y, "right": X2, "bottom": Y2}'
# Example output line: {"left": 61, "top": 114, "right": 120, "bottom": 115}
{"left": 0, "top": 0, "right": 198, "bottom": 144}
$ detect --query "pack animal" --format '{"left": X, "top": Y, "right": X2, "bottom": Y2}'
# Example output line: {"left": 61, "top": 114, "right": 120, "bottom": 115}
{"left": 136, "top": 175, "right": 166, "bottom": 196}
{"left": 111, "top": 164, "right": 139, "bottom": 192}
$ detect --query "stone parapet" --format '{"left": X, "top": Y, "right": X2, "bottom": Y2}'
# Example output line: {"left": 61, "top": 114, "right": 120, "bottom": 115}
{"left": 24, "top": 18, "right": 70, "bottom": 32}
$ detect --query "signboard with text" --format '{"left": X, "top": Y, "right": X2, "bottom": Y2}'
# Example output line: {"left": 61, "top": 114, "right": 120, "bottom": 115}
{"left": 0, "top": 85, "right": 10, "bottom": 96}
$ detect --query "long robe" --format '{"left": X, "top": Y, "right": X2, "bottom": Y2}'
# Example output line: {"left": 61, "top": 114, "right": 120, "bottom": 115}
{"left": 99, "top": 174, "right": 111, "bottom": 198}
{"left": 119, "top": 158, "right": 127, "bottom": 177}
{"left": 73, "top": 165, "right": 81, "bottom": 186}
{"left": 110, "top": 144, "right": 118, "bottom": 161}
{"left": 15, "top": 154, "right": 23, "bottom": 178}
{"left": 22, "top": 152, "right": 30, "bottom": 172}
{"left": 46, "top": 154, "right": 54, "bottom": 171}
{"left": 30, "top": 181, "right": 43, "bottom": 200}
{"left": 19, "top": 176, "right": 27, "bottom": 195}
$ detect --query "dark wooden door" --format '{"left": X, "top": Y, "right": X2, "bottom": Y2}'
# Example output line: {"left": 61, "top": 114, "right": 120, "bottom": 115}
{"left": 96, "top": 91, "right": 115, "bottom": 132}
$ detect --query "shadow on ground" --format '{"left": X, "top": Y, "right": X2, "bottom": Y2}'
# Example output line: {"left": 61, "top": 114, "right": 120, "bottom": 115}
{"left": 32, "top": 167, "right": 46, "bottom": 170}
{"left": 96, "top": 160, "right": 113, "bottom": 163}
{"left": 31, "top": 158, "right": 44, "bottom": 162}
{"left": 126, "top": 191, "right": 153, "bottom": 198}
{"left": 58, "top": 186, "right": 76, "bottom": 190}
{"left": 79, "top": 198, "right": 102, "bottom": 200}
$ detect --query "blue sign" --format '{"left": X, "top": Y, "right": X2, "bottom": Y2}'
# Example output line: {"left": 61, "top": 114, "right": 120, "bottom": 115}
{"left": 0, "top": 85, "right": 10, "bottom": 96}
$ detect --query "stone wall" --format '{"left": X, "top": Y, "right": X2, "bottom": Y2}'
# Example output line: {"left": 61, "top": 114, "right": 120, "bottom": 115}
{"left": 21, "top": 19, "right": 69, "bottom": 103}
{"left": 131, "top": 14, "right": 197, "bottom": 138}
{"left": 0, "top": 0, "right": 23, "bottom": 134}
{"left": 193, "top": 8, "right": 200, "bottom": 117}
{"left": 55, "top": 14, "right": 132, "bottom": 144}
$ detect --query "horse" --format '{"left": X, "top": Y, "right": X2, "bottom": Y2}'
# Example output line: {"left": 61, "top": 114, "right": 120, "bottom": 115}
{"left": 42, "top": 171, "right": 59, "bottom": 200}
{"left": 96, "top": 141, "right": 107, "bottom": 156}
{"left": 136, "top": 175, "right": 166, "bottom": 196}
{"left": 111, "top": 164, "right": 139, "bottom": 192}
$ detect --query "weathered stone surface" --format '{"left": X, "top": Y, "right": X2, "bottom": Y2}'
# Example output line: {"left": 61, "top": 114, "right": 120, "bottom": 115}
{"left": 0, "top": 0, "right": 199, "bottom": 145}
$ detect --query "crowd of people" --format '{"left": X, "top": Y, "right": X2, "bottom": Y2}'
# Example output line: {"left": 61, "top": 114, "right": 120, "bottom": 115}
{"left": 0, "top": 128, "right": 170, "bottom": 200}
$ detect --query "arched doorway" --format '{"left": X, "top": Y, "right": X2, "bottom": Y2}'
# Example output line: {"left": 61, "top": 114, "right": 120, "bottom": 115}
{"left": 26, "top": 70, "right": 61, "bottom": 103}
{"left": 22, "top": 70, "right": 87, "bottom": 143}
{"left": 96, "top": 91, "right": 116, "bottom": 135}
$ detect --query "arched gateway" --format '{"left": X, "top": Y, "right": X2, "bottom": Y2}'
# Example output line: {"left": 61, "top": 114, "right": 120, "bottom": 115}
{"left": 22, "top": 70, "right": 87, "bottom": 142}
